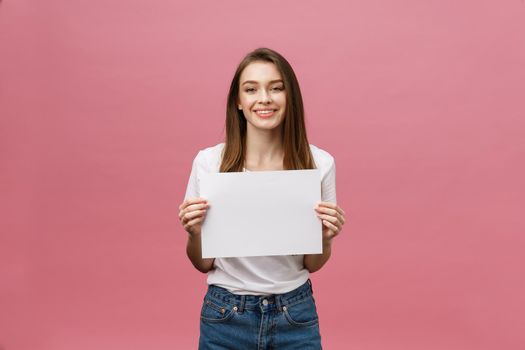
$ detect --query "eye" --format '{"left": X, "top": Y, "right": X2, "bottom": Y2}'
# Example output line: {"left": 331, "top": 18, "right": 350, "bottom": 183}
{"left": 271, "top": 86, "right": 284, "bottom": 91}
{"left": 245, "top": 88, "right": 256, "bottom": 93}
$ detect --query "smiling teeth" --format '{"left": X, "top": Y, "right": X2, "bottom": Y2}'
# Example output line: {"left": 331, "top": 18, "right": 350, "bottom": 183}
{"left": 257, "top": 110, "right": 274, "bottom": 114}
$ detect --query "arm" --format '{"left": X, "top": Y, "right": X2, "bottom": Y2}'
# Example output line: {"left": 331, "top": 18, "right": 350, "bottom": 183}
{"left": 179, "top": 197, "right": 215, "bottom": 273}
{"left": 304, "top": 201, "right": 346, "bottom": 273}
{"left": 181, "top": 151, "right": 215, "bottom": 273}
{"left": 303, "top": 239, "right": 333, "bottom": 273}
{"left": 186, "top": 233, "right": 215, "bottom": 273}
{"left": 304, "top": 155, "right": 345, "bottom": 273}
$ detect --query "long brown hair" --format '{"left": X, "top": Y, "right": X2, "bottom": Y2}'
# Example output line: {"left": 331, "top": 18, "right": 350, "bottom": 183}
{"left": 220, "top": 47, "right": 316, "bottom": 172}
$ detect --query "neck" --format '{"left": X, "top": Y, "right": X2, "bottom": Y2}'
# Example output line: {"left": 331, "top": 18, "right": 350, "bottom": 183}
{"left": 244, "top": 124, "right": 284, "bottom": 169}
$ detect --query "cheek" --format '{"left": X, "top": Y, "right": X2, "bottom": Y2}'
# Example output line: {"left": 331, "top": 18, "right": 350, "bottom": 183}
{"left": 239, "top": 94, "right": 256, "bottom": 105}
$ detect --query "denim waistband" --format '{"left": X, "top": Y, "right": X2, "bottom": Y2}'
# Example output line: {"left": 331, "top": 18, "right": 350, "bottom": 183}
{"left": 205, "top": 279, "right": 314, "bottom": 312}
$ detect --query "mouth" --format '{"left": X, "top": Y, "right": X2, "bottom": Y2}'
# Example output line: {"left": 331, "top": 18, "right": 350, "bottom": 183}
{"left": 253, "top": 109, "right": 277, "bottom": 118}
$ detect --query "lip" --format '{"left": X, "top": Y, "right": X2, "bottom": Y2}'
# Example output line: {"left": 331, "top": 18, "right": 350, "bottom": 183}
{"left": 254, "top": 109, "right": 277, "bottom": 119}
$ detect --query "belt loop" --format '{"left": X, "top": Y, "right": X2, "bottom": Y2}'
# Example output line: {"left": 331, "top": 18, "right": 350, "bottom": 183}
{"left": 276, "top": 294, "right": 283, "bottom": 312}
{"left": 307, "top": 278, "right": 313, "bottom": 293}
{"left": 239, "top": 295, "right": 245, "bottom": 313}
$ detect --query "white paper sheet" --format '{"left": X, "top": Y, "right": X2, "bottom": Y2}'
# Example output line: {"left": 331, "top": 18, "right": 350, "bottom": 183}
{"left": 200, "top": 169, "right": 322, "bottom": 258}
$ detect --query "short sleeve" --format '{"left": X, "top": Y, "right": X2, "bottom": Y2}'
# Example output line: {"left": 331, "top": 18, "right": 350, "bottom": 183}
{"left": 321, "top": 157, "right": 337, "bottom": 203}
{"left": 184, "top": 151, "right": 203, "bottom": 200}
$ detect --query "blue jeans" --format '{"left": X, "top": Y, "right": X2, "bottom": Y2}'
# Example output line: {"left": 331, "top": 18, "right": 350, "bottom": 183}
{"left": 199, "top": 279, "right": 322, "bottom": 349}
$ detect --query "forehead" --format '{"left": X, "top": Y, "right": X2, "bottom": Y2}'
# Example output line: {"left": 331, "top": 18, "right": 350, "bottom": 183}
{"left": 239, "top": 61, "right": 282, "bottom": 84}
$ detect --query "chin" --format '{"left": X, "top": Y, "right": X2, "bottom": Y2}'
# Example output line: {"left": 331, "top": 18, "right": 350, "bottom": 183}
{"left": 252, "top": 120, "right": 283, "bottom": 131}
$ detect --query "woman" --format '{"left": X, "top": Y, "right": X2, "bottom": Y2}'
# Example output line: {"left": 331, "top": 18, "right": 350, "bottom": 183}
{"left": 179, "top": 47, "right": 346, "bottom": 349}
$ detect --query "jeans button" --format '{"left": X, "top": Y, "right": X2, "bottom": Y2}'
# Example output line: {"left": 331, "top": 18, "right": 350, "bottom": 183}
{"left": 262, "top": 299, "right": 268, "bottom": 306}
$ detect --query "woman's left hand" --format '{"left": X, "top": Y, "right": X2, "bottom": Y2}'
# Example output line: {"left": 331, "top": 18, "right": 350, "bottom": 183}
{"left": 315, "top": 202, "right": 346, "bottom": 242}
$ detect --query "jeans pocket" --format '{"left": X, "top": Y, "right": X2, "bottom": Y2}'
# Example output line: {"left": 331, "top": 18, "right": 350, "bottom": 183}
{"left": 200, "top": 297, "right": 237, "bottom": 323}
{"left": 283, "top": 295, "right": 319, "bottom": 327}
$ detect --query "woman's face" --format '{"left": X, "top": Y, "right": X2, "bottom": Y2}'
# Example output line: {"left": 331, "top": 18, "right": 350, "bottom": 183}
{"left": 237, "top": 61, "right": 286, "bottom": 132}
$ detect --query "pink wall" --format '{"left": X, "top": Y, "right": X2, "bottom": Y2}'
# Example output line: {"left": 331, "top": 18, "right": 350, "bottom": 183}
{"left": 1, "top": 0, "right": 524, "bottom": 349}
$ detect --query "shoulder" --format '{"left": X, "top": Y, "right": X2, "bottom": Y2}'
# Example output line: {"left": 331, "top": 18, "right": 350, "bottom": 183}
{"left": 192, "top": 142, "right": 225, "bottom": 172}
{"left": 309, "top": 144, "right": 335, "bottom": 171}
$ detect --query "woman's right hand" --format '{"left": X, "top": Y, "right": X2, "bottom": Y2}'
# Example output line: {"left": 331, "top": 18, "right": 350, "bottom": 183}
{"left": 178, "top": 197, "right": 209, "bottom": 237}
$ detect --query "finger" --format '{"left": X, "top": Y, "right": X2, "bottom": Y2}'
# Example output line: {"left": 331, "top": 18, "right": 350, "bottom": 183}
{"left": 315, "top": 206, "right": 338, "bottom": 217}
{"left": 334, "top": 211, "right": 345, "bottom": 225}
{"left": 180, "top": 210, "right": 204, "bottom": 225}
{"left": 179, "top": 202, "right": 209, "bottom": 221}
{"left": 322, "top": 220, "right": 340, "bottom": 236}
{"left": 318, "top": 202, "right": 345, "bottom": 217}
{"left": 184, "top": 216, "right": 204, "bottom": 230}
{"left": 179, "top": 199, "right": 189, "bottom": 210}
{"left": 180, "top": 204, "right": 208, "bottom": 220}
{"left": 317, "top": 201, "right": 337, "bottom": 210}
{"left": 334, "top": 205, "right": 345, "bottom": 217}
{"left": 317, "top": 214, "right": 342, "bottom": 231}
{"left": 186, "top": 202, "right": 209, "bottom": 213}
{"left": 181, "top": 197, "right": 208, "bottom": 209}
{"left": 183, "top": 209, "right": 206, "bottom": 223}
{"left": 317, "top": 202, "right": 345, "bottom": 215}
{"left": 316, "top": 213, "right": 337, "bottom": 224}
{"left": 179, "top": 207, "right": 196, "bottom": 222}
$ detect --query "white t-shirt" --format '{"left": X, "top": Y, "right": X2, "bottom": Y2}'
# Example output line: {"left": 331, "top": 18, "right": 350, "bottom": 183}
{"left": 184, "top": 142, "right": 337, "bottom": 295}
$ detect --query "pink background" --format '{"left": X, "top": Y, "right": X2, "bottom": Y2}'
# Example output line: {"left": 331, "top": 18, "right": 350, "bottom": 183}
{"left": 1, "top": 0, "right": 524, "bottom": 349}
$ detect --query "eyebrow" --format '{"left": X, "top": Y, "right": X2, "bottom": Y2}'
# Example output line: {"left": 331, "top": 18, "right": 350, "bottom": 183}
{"left": 241, "top": 79, "right": 284, "bottom": 86}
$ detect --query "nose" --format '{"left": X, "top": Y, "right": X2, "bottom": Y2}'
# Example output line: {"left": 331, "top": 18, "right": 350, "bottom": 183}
{"left": 258, "top": 89, "right": 272, "bottom": 104}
